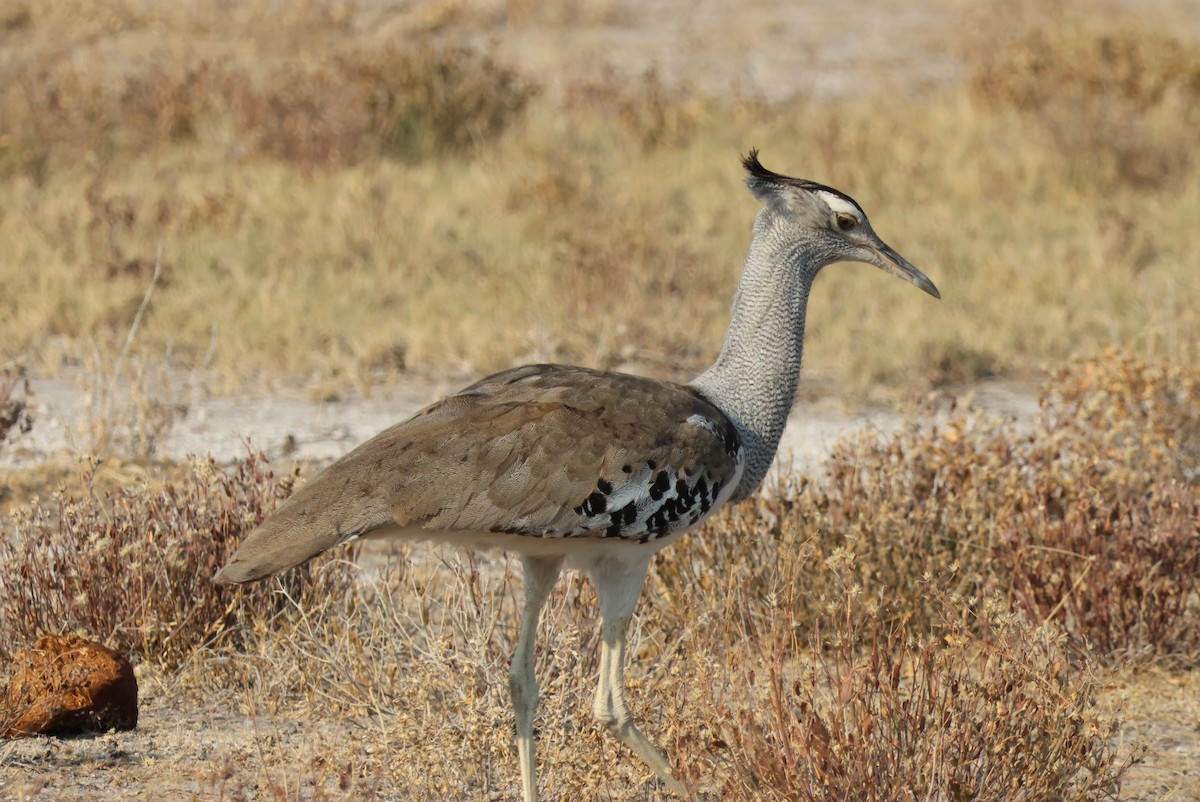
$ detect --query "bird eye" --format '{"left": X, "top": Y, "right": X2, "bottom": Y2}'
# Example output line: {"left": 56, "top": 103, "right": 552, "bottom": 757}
{"left": 835, "top": 214, "right": 857, "bottom": 232}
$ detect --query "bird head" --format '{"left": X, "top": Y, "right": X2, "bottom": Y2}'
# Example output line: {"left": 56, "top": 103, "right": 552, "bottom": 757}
{"left": 742, "top": 150, "right": 940, "bottom": 299}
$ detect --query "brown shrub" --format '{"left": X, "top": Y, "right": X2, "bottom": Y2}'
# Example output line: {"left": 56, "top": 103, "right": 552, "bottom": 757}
{"left": 355, "top": 44, "right": 536, "bottom": 161}
{"left": 0, "top": 450, "right": 355, "bottom": 668}
{"left": 714, "top": 571, "right": 1131, "bottom": 801}
{"left": 785, "top": 351, "right": 1200, "bottom": 660}
{"left": 0, "top": 40, "right": 535, "bottom": 176}
{"left": 997, "top": 479, "right": 1198, "bottom": 660}
{"left": 993, "top": 355, "right": 1200, "bottom": 658}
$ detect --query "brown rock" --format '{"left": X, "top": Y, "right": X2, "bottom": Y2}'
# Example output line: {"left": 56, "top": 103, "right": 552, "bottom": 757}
{"left": 2, "top": 634, "right": 138, "bottom": 738}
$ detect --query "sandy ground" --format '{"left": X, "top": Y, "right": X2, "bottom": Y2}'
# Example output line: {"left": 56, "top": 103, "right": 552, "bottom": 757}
{"left": 2, "top": 674, "right": 1195, "bottom": 801}
{"left": 0, "top": 370, "right": 1040, "bottom": 476}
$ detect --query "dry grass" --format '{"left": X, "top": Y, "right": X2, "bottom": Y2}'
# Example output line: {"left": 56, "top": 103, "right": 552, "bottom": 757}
{"left": 0, "top": 0, "right": 1196, "bottom": 399}
{"left": 967, "top": 1, "right": 1200, "bottom": 188}
{"left": 0, "top": 459, "right": 153, "bottom": 517}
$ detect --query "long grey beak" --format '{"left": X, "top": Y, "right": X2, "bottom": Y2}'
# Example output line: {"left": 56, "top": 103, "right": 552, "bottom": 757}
{"left": 872, "top": 243, "right": 941, "bottom": 299}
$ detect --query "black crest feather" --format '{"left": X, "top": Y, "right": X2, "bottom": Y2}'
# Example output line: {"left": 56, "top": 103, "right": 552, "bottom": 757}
{"left": 741, "top": 149, "right": 863, "bottom": 213}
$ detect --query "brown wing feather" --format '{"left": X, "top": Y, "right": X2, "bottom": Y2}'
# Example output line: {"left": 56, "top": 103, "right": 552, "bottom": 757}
{"left": 215, "top": 365, "right": 740, "bottom": 584}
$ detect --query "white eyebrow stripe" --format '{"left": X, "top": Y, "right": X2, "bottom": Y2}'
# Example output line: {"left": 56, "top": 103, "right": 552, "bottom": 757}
{"left": 815, "top": 191, "right": 862, "bottom": 217}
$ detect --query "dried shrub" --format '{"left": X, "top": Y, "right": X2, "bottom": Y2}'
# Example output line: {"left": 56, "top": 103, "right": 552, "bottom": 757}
{"left": 0, "top": 369, "right": 33, "bottom": 449}
{"left": 998, "top": 480, "right": 1197, "bottom": 660}
{"left": 993, "top": 355, "right": 1200, "bottom": 658}
{"left": 632, "top": 351, "right": 1196, "bottom": 793}
{"left": 0, "top": 39, "right": 535, "bottom": 175}
{"left": 0, "top": 47, "right": 227, "bottom": 178}
{"left": 807, "top": 407, "right": 1015, "bottom": 628}
{"left": 224, "top": 59, "right": 374, "bottom": 167}
{"left": 354, "top": 44, "right": 536, "bottom": 162}
{"left": 923, "top": 338, "right": 1000, "bottom": 388}
{"left": 117, "top": 57, "right": 224, "bottom": 148}
{"left": 969, "top": 16, "right": 1200, "bottom": 116}
{"left": 718, "top": 570, "right": 1131, "bottom": 802}
{"left": 0, "top": 450, "right": 355, "bottom": 669}
{"left": 803, "top": 351, "right": 1200, "bottom": 659}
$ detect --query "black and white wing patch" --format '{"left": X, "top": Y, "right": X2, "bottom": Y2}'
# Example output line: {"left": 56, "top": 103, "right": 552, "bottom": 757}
{"left": 561, "top": 412, "right": 743, "bottom": 543}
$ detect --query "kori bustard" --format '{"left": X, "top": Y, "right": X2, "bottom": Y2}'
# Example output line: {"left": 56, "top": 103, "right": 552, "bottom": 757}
{"left": 215, "top": 152, "right": 940, "bottom": 799}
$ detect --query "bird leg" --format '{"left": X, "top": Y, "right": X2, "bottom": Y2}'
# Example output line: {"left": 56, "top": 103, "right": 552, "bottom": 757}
{"left": 592, "top": 571, "right": 689, "bottom": 796}
{"left": 510, "top": 554, "right": 564, "bottom": 802}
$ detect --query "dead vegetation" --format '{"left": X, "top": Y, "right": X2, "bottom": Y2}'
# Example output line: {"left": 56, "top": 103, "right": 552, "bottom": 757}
{"left": 0, "top": 450, "right": 355, "bottom": 670}
{"left": 718, "top": 581, "right": 1129, "bottom": 802}
{"left": 789, "top": 351, "right": 1200, "bottom": 661}
{"left": 0, "top": 3, "right": 534, "bottom": 177}
{"left": 0, "top": 0, "right": 1197, "bottom": 396}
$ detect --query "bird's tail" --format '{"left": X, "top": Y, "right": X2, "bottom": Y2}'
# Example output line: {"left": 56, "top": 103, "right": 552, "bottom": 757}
{"left": 214, "top": 461, "right": 395, "bottom": 585}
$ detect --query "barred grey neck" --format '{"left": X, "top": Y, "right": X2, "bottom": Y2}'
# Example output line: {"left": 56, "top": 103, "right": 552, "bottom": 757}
{"left": 690, "top": 208, "right": 832, "bottom": 501}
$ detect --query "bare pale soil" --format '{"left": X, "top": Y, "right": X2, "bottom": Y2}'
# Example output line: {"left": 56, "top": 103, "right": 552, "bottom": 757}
{"left": 2, "top": 665, "right": 1195, "bottom": 801}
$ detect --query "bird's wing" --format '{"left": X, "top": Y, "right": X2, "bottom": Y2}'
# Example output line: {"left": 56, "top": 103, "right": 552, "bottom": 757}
{"left": 215, "top": 365, "right": 741, "bottom": 584}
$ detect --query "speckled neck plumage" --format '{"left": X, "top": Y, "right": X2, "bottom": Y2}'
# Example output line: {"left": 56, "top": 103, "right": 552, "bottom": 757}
{"left": 691, "top": 208, "right": 829, "bottom": 501}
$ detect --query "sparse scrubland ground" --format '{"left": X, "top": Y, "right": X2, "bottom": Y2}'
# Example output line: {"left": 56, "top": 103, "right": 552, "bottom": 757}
{"left": 1, "top": 0, "right": 1198, "bottom": 799}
